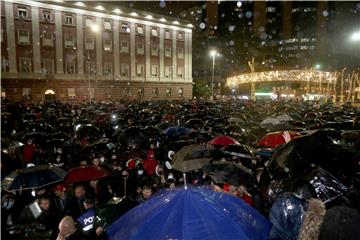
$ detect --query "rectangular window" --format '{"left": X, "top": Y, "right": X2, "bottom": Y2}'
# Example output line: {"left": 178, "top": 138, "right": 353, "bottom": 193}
{"left": 165, "top": 30, "right": 171, "bottom": 39}
{"left": 136, "top": 64, "right": 144, "bottom": 77}
{"left": 123, "top": 87, "right": 130, "bottom": 97}
{"left": 65, "top": 14, "right": 74, "bottom": 25}
{"left": 165, "top": 47, "right": 172, "bottom": 57}
{"left": 121, "top": 64, "right": 129, "bottom": 77}
{"left": 177, "top": 67, "right": 184, "bottom": 78}
{"left": 42, "top": 10, "right": 51, "bottom": 22}
{"left": 19, "top": 57, "right": 32, "bottom": 72}
{"left": 68, "top": 88, "right": 76, "bottom": 98}
{"left": 18, "top": 7, "right": 28, "bottom": 18}
{"left": 165, "top": 66, "right": 172, "bottom": 78}
{"left": 178, "top": 47, "right": 184, "bottom": 59}
{"left": 22, "top": 88, "right": 31, "bottom": 99}
{"left": 104, "top": 39, "right": 112, "bottom": 51}
{"left": 104, "top": 20, "right": 112, "bottom": 30}
{"left": 151, "top": 44, "right": 158, "bottom": 56}
{"left": 64, "top": 35, "right": 75, "bottom": 48}
{"left": 151, "top": 28, "right": 158, "bottom": 37}
{"left": 152, "top": 88, "right": 158, "bottom": 97}
{"left": 41, "top": 58, "right": 54, "bottom": 74}
{"left": 121, "top": 23, "right": 130, "bottom": 33}
{"left": 166, "top": 88, "right": 171, "bottom": 97}
{"left": 178, "top": 88, "right": 184, "bottom": 97}
{"left": 85, "top": 18, "right": 94, "bottom": 27}
{"left": 42, "top": 32, "right": 53, "bottom": 47}
{"left": 178, "top": 32, "right": 184, "bottom": 40}
{"left": 1, "top": 57, "right": 9, "bottom": 72}
{"left": 120, "top": 40, "right": 129, "bottom": 53}
{"left": 85, "top": 36, "right": 95, "bottom": 50}
{"left": 85, "top": 61, "right": 96, "bottom": 75}
{"left": 138, "top": 88, "right": 144, "bottom": 97}
{"left": 18, "top": 30, "right": 30, "bottom": 44}
{"left": 104, "top": 62, "right": 113, "bottom": 76}
{"left": 151, "top": 65, "right": 158, "bottom": 77}
{"left": 137, "top": 25, "right": 144, "bottom": 35}
{"left": 65, "top": 58, "right": 76, "bottom": 74}
{"left": 137, "top": 42, "right": 144, "bottom": 55}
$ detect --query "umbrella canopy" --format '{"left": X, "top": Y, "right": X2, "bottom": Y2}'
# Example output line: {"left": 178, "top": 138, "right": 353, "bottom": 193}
{"left": 107, "top": 186, "right": 271, "bottom": 240}
{"left": 172, "top": 144, "right": 213, "bottom": 172}
{"left": 208, "top": 135, "right": 240, "bottom": 146}
{"left": 118, "top": 127, "right": 147, "bottom": 149}
{"left": 64, "top": 165, "right": 111, "bottom": 183}
{"left": 2, "top": 165, "right": 66, "bottom": 191}
{"left": 258, "top": 131, "right": 301, "bottom": 148}
{"left": 163, "top": 126, "right": 191, "bottom": 138}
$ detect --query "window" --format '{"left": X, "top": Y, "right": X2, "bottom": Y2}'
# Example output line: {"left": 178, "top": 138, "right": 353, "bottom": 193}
{"left": 178, "top": 47, "right": 184, "bottom": 59}
{"left": 1, "top": 57, "right": 8, "bottom": 72}
{"left": 165, "top": 66, "right": 172, "bottom": 78}
{"left": 85, "top": 61, "right": 96, "bottom": 75}
{"left": 85, "top": 37, "right": 95, "bottom": 50}
{"left": 165, "top": 30, "right": 171, "bottom": 39}
{"left": 42, "top": 32, "right": 53, "bottom": 47}
{"left": 85, "top": 18, "right": 94, "bottom": 27}
{"left": 178, "top": 88, "right": 184, "bottom": 97}
{"left": 121, "top": 64, "right": 129, "bottom": 77}
{"left": 22, "top": 88, "right": 31, "bottom": 100}
{"left": 165, "top": 47, "right": 172, "bottom": 57}
{"left": 104, "top": 62, "right": 112, "bottom": 76}
{"left": 65, "top": 14, "right": 74, "bottom": 25}
{"left": 138, "top": 88, "right": 144, "bottom": 97}
{"left": 137, "top": 25, "right": 144, "bottom": 35}
{"left": 137, "top": 42, "right": 144, "bottom": 55}
{"left": 123, "top": 87, "right": 130, "bottom": 97}
{"left": 177, "top": 67, "right": 184, "bottom": 78}
{"left": 151, "top": 44, "right": 158, "bottom": 56}
{"left": 104, "top": 20, "right": 112, "bottom": 30}
{"left": 151, "top": 28, "right": 158, "bottom": 37}
{"left": 178, "top": 32, "right": 184, "bottom": 40}
{"left": 65, "top": 57, "right": 76, "bottom": 74}
{"left": 104, "top": 39, "right": 112, "bottom": 51}
{"left": 42, "top": 10, "right": 51, "bottom": 22}
{"left": 151, "top": 65, "right": 158, "bottom": 77}
{"left": 19, "top": 57, "right": 32, "bottom": 72}
{"left": 136, "top": 64, "right": 144, "bottom": 77}
{"left": 121, "top": 23, "right": 130, "bottom": 33}
{"left": 152, "top": 88, "right": 158, "bottom": 97}
{"left": 18, "top": 30, "right": 30, "bottom": 44}
{"left": 68, "top": 88, "right": 76, "bottom": 98}
{"left": 41, "top": 58, "right": 54, "bottom": 74}
{"left": 120, "top": 40, "right": 129, "bottom": 53}
{"left": 166, "top": 88, "right": 171, "bottom": 97}
{"left": 64, "top": 35, "right": 75, "bottom": 48}
{"left": 18, "top": 7, "right": 28, "bottom": 18}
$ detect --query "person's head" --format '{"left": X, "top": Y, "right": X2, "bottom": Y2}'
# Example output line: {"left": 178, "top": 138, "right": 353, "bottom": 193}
{"left": 83, "top": 198, "right": 95, "bottom": 210}
{"left": 39, "top": 196, "right": 51, "bottom": 211}
{"left": 74, "top": 185, "right": 86, "bottom": 200}
{"left": 92, "top": 157, "right": 100, "bottom": 167}
{"left": 142, "top": 185, "right": 153, "bottom": 199}
{"left": 58, "top": 216, "right": 77, "bottom": 238}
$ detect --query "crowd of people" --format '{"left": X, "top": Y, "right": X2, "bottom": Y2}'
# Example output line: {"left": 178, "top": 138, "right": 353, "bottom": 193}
{"left": 1, "top": 98, "right": 360, "bottom": 240}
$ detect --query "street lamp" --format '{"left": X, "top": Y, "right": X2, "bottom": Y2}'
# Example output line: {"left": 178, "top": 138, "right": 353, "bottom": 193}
{"left": 210, "top": 50, "right": 220, "bottom": 96}
{"left": 87, "top": 24, "right": 99, "bottom": 104}
{"left": 350, "top": 31, "right": 360, "bottom": 42}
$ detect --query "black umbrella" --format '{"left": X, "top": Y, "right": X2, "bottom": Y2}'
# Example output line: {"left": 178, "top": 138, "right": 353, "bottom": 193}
{"left": 172, "top": 144, "right": 214, "bottom": 172}
{"left": 2, "top": 165, "right": 66, "bottom": 191}
{"left": 118, "top": 127, "right": 147, "bottom": 149}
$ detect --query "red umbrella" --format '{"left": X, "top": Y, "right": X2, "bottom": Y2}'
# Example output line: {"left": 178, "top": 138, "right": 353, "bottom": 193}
{"left": 64, "top": 165, "right": 111, "bottom": 183}
{"left": 258, "top": 131, "right": 301, "bottom": 148}
{"left": 208, "top": 135, "right": 240, "bottom": 146}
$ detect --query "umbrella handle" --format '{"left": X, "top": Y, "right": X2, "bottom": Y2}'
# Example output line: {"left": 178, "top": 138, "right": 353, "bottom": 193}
{"left": 124, "top": 178, "right": 127, "bottom": 197}
{"left": 183, "top": 173, "right": 188, "bottom": 190}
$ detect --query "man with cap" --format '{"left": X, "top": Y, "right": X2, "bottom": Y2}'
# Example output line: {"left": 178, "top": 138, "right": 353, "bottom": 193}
{"left": 77, "top": 198, "right": 96, "bottom": 237}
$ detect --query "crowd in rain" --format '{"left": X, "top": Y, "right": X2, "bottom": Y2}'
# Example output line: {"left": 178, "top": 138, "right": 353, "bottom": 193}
{"left": 1, "top": 98, "right": 360, "bottom": 240}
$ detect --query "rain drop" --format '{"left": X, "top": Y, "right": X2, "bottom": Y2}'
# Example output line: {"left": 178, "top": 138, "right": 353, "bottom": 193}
{"left": 199, "top": 22, "right": 206, "bottom": 29}
{"left": 245, "top": 11, "right": 253, "bottom": 18}
{"left": 159, "top": 1, "right": 166, "bottom": 8}
{"left": 229, "top": 40, "right": 235, "bottom": 46}
{"left": 260, "top": 32, "right": 267, "bottom": 40}
{"left": 248, "top": 21, "right": 252, "bottom": 26}
{"left": 221, "top": 13, "right": 225, "bottom": 18}
{"left": 243, "top": 42, "right": 249, "bottom": 47}
{"left": 228, "top": 25, "right": 236, "bottom": 32}
{"left": 238, "top": 13, "right": 244, "bottom": 18}
{"left": 237, "top": 1, "right": 242, "bottom": 7}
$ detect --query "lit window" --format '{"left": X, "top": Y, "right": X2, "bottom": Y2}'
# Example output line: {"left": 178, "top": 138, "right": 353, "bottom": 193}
{"left": 151, "top": 65, "right": 158, "bottom": 77}
{"left": 165, "top": 47, "right": 172, "bottom": 57}
{"left": 178, "top": 32, "right": 184, "bottom": 40}
{"left": 42, "top": 32, "right": 53, "bottom": 47}
{"left": 18, "top": 7, "right": 28, "bottom": 18}
{"left": 104, "top": 39, "right": 112, "bottom": 51}
{"left": 22, "top": 88, "right": 31, "bottom": 100}
{"left": 166, "top": 88, "right": 171, "bottom": 97}
{"left": 177, "top": 67, "right": 184, "bottom": 78}
{"left": 152, "top": 88, "right": 158, "bottom": 97}
{"left": 19, "top": 57, "right": 32, "bottom": 72}
{"left": 85, "top": 36, "right": 95, "bottom": 50}
{"left": 85, "top": 61, "right": 96, "bottom": 75}
{"left": 151, "top": 28, "right": 158, "bottom": 37}
{"left": 18, "top": 30, "right": 30, "bottom": 44}
{"left": 178, "top": 47, "right": 184, "bottom": 59}
{"left": 120, "top": 41, "right": 129, "bottom": 53}
{"left": 104, "top": 62, "right": 113, "bottom": 75}
{"left": 121, "top": 64, "right": 129, "bottom": 77}
{"left": 136, "top": 64, "right": 144, "bottom": 77}
{"left": 165, "top": 66, "right": 172, "bottom": 78}
{"left": 41, "top": 58, "right": 54, "bottom": 74}
{"left": 42, "top": 10, "right": 51, "bottom": 22}
{"left": 65, "top": 14, "right": 74, "bottom": 25}
{"left": 137, "top": 42, "right": 144, "bottom": 55}
{"left": 178, "top": 88, "right": 184, "bottom": 97}
{"left": 65, "top": 35, "right": 75, "bottom": 48}
{"left": 151, "top": 44, "right": 158, "bottom": 56}
{"left": 121, "top": 23, "right": 130, "bottom": 33}
{"left": 65, "top": 57, "right": 76, "bottom": 74}
{"left": 104, "top": 20, "right": 112, "bottom": 30}
{"left": 68, "top": 88, "right": 76, "bottom": 98}
{"left": 1, "top": 57, "right": 9, "bottom": 72}
{"left": 165, "top": 30, "right": 171, "bottom": 39}
{"left": 137, "top": 25, "right": 144, "bottom": 35}
{"left": 138, "top": 88, "right": 144, "bottom": 97}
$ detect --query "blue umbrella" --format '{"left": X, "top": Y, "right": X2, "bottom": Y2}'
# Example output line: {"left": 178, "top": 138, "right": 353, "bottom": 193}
{"left": 107, "top": 186, "right": 271, "bottom": 240}
{"left": 163, "top": 126, "right": 191, "bottom": 138}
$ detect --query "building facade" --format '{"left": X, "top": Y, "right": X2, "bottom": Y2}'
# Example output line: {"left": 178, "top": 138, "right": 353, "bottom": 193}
{"left": 1, "top": 0, "right": 193, "bottom": 102}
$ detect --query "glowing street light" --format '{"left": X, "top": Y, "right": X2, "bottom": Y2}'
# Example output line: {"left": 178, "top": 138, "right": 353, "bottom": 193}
{"left": 350, "top": 31, "right": 360, "bottom": 41}
{"left": 315, "top": 64, "right": 321, "bottom": 69}
{"left": 209, "top": 50, "right": 221, "bottom": 96}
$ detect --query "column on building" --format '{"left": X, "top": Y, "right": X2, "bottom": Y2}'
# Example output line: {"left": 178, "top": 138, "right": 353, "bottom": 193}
{"left": 159, "top": 27, "right": 164, "bottom": 80}
{"left": 113, "top": 20, "right": 120, "bottom": 79}
{"left": 5, "top": 2, "right": 17, "bottom": 73}
{"left": 145, "top": 24, "right": 151, "bottom": 80}
{"left": 76, "top": 13, "right": 84, "bottom": 75}
{"left": 130, "top": 22, "right": 136, "bottom": 79}
{"left": 31, "top": 6, "right": 41, "bottom": 74}
{"left": 55, "top": 10, "right": 64, "bottom": 74}
{"left": 184, "top": 31, "right": 190, "bottom": 80}
{"left": 96, "top": 16, "right": 102, "bottom": 76}
{"left": 172, "top": 29, "right": 177, "bottom": 81}
{"left": 188, "top": 31, "right": 192, "bottom": 81}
